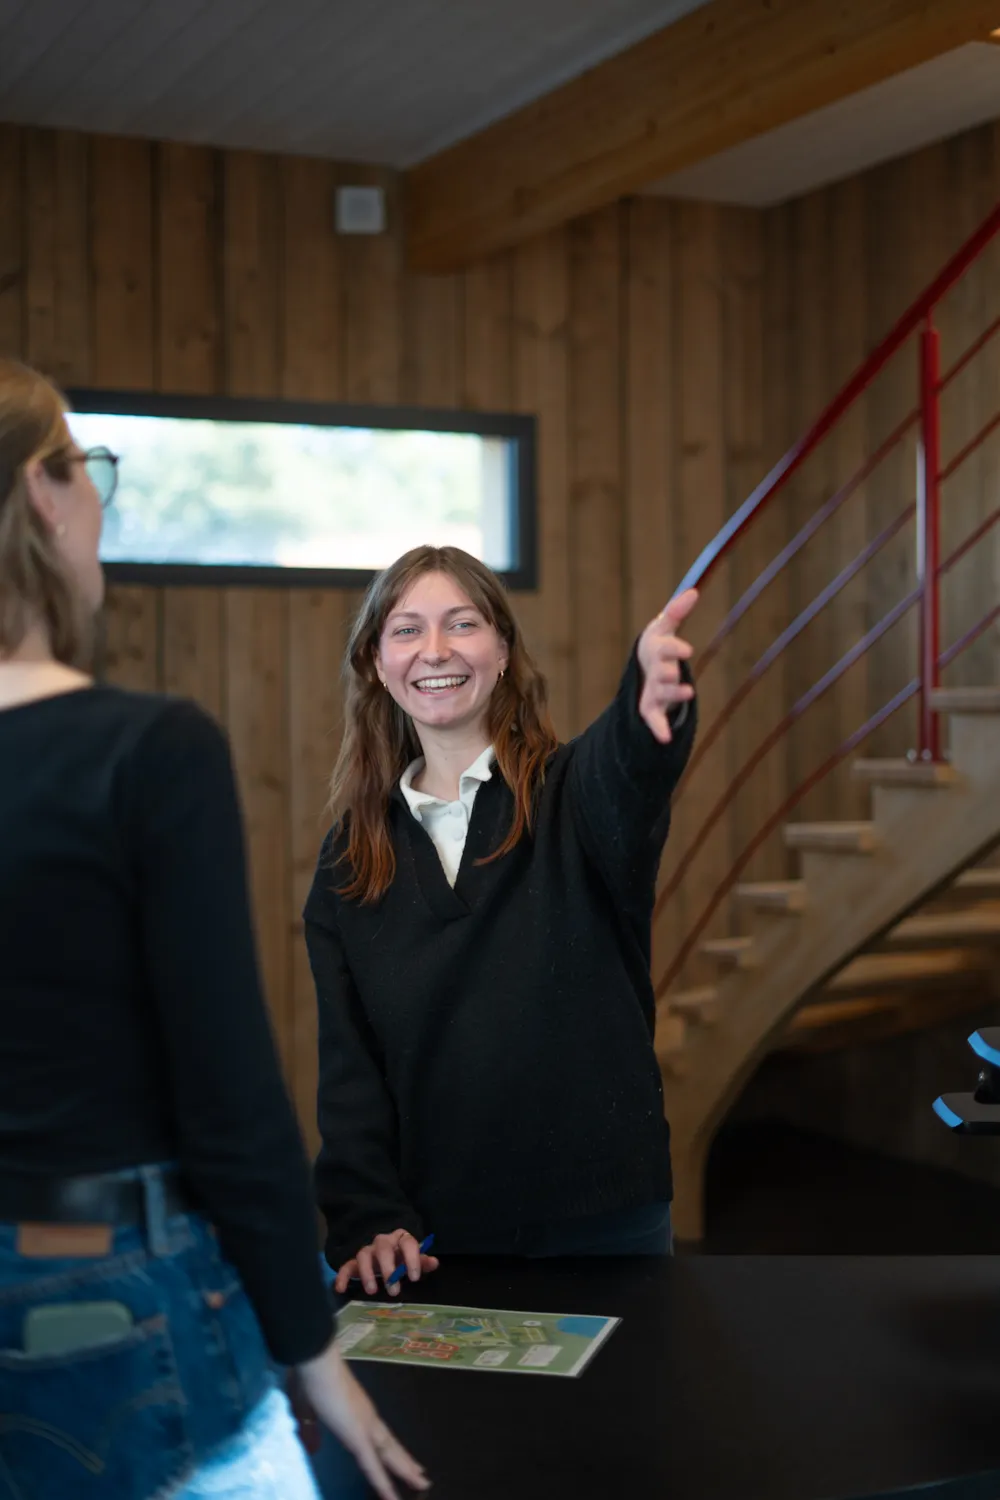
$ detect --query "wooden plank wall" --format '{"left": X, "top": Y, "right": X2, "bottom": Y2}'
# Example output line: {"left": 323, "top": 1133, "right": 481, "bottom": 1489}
{"left": 0, "top": 124, "right": 768, "bottom": 1140}
{"left": 764, "top": 122, "right": 1000, "bottom": 824}
{"left": 1, "top": 118, "right": 997, "bottom": 1142}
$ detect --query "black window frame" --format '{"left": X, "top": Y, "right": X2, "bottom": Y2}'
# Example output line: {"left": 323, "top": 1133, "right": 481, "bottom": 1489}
{"left": 65, "top": 388, "right": 538, "bottom": 590}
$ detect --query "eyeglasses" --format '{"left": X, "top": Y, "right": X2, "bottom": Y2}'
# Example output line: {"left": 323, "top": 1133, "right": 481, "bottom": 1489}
{"left": 69, "top": 447, "right": 120, "bottom": 509}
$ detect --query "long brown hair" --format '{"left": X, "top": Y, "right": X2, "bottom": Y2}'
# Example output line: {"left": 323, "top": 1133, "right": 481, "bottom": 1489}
{"left": 0, "top": 358, "right": 91, "bottom": 666}
{"left": 330, "top": 545, "right": 559, "bottom": 903}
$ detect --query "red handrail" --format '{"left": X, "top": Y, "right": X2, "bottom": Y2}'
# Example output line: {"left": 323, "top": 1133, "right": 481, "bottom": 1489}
{"left": 675, "top": 200, "right": 1000, "bottom": 600}
{"left": 656, "top": 198, "right": 1000, "bottom": 999}
{"left": 696, "top": 409, "right": 919, "bottom": 679}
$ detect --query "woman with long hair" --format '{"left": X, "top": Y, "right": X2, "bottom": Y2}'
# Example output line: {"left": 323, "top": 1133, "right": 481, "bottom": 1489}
{"left": 0, "top": 357, "right": 427, "bottom": 1499}
{"left": 306, "top": 545, "right": 698, "bottom": 1298}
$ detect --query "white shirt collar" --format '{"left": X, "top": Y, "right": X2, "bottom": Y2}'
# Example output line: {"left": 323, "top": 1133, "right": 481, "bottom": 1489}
{"left": 399, "top": 745, "right": 495, "bottom": 819}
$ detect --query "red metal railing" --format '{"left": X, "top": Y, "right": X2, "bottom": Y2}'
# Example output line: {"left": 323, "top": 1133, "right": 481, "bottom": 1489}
{"left": 656, "top": 200, "right": 1000, "bottom": 999}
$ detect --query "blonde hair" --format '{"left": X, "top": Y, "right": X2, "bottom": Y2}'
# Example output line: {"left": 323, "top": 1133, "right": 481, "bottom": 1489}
{"left": 0, "top": 358, "right": 92, "bottom": 666}
{"left": 329, "top": 545, "right": 559, "bottom": 903}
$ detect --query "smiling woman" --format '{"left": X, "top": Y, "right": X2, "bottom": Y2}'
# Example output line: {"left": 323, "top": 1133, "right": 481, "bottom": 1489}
{"left": 304, "top": 543, "right": 699, "bottom": 1306}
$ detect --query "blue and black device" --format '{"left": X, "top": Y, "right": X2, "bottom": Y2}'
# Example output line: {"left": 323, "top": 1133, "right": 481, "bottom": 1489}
{"left": 933, "top": 1028, "right": 1000, "bottom": 1134}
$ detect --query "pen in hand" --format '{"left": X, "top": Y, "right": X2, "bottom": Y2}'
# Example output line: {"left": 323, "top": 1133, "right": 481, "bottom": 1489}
{"left": 385, "top": 1234, "right": 435, "bottom": 1291}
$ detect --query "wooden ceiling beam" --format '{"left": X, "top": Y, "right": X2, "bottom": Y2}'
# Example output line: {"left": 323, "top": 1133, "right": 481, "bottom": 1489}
{"left": 405, "top": 0, "right": 999, "bottom": 272}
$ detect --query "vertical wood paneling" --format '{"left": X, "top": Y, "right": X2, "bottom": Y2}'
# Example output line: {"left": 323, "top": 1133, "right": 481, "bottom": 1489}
{"left": 281, "top": 156, "right": 344, "bottom": 404}
{"left": 0, "top": 126, "right": 23, "bottom": 357}
{"left": 402, "top": 272, "right": 460, "bottom": 409}
{"left": 8, "top": 119, "right": 1000, "bottom": 1137}
{"left": 789, "top": 190, "right": 837, "bottom": 823}
{"left": 513, "top": 229, "right": 572, "bottom": 735}
{"left": 826, "top": 174, "right": 869, "bottom": 821}
{"left": 624, "top": 199, "right": 675, "bottom": 639}
{"left": 90, "top": 134, "right": 159, "bottom": 691}
{"left": 672, "top": 201, "right": 728, "bottom": 977}
{"left": 567, "top": 204, "right": 624, "bottom": 733}
{"left": 157, "top": 142, "right": 224, "bottom": 718}
{"left": 91, "top": 137, "right": 153, "bottom": 391}
{"left": 157, "top": 143, "right": 220, "bottom": 395}
{"left": 863, "top": 154, "right": 920, "bottom": 762}
{"left": 222, "top": 151, "right": 292, "bottom": 1084}
{"left": 624, "top": 198, "right": 680, "bottom": 979}
{"left": 23, "top": 130, "right": 90, "bottom": 387}
{"left": 342, "top": 166, "right": 402, "bottom": 405}
{"left": 281, "top": 156, "right": 350, "bottom": 1154}
{"left": 721, "top": 207, "right": 776, "bottom": 886}
{"left": 287, "top": 587, "right": 347, "bottom": 1156}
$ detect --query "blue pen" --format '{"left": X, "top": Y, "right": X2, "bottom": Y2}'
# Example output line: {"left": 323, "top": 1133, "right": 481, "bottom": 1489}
{"left": 385, "top": 1234, "right": 435, "bottom": 1289}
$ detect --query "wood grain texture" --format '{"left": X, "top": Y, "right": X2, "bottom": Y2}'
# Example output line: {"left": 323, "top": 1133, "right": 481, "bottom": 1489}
{"left": 157, "top": 143, "right": 220, "bottom": 396}
{"left": 513, "top": 228, "right": 572, "bottom": 735}
{"left": 0, "top": 126, "right": 23, "bottom": 357}
{"left": 567, "top": 204, "right": 624, "bottom": 733}
{"left": 405, "top": 0, "right": 997, "bottom": 269}
{"left": 157, "top": 140, "right": 224, "bottom": 718}
{"left": 91, "top": 137, "right": 154, "bottom": 391}
{"left": 670, "top": 200, "right": 729, "bottom": 981}
{"left": 23, "top": 129, "right": 90, "bottom": 386}
{"left": 4, "top": 117, "right": 1000, "bottom": 1152}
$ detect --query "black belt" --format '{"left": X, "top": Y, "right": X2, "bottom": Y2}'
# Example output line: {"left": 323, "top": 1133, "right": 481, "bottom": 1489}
{"left": 0, "top": 1171, "right": 193, "bottom": 1226}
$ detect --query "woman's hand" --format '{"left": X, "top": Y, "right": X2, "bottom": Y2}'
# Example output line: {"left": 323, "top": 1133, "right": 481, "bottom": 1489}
{"left": 334, "top": 1229, "right": 441, "bottom": 1297}
{"left": 297, "top": 1342, "right": 430, "bottom": 1499}
{"left": 637, "top": 588, "right": 698, "bottom": 743}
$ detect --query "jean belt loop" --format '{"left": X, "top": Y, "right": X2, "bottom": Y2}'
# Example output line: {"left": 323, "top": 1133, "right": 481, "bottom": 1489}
{"left": 139, "top": 1165, "right": 171, "bottom": 1258}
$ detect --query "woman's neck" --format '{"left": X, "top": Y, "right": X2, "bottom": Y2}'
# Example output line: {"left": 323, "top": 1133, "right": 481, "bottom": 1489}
{"left": 0, "top": 623, "right": 90, "bottom": 710}
{"left": 411, "top": 725, "right": 492, "bottom": 802}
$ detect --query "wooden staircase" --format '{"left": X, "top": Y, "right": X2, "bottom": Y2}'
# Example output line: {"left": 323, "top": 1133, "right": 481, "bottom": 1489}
{"left": 655, "top": 692, "right": 1000, "bottom": 1239}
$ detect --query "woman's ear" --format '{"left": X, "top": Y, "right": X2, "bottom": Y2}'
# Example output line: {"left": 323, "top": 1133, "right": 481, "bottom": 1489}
{"left": 22, "top": 458, "right": 60, "bottom": 532}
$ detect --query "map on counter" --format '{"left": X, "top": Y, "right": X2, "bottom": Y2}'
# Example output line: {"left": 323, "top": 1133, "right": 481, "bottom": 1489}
{"left": 336, "top": 1300, "right": 620, "bottom": 1378}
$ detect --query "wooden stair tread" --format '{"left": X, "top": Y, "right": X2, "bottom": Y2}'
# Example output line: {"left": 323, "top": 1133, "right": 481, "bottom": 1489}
{"left": 779, "top": 987, "right": 992, "bottom": 1054}
{"left": 825, "top": 946, "right": 994, "bottom": 993}
{"left": 734, "top": 880, "right": 807, "bottom": 913}
{"left": 884, "top": 905, "right": 1000, "bottom": 949}
{"left": 852, "top": 758, "right": 959, "bottom": 787}
{"left": 924, "top": 868, "right": 1000, "bottom": 913}
{"left": 665, "top": 987, "right": 719, "bottom": 1025}
{"left": 954, "top": 868, "right": 1000, "bottom": 895}
{"left": 784, "top": 821, "right": 877, "bottom": 853}
{"left": 700, "top": 936, "right": 755, "bottom": 968}
{"left": 931, "top": 687, "right": 1000, "bottom": 713}
{"left": 790, "top": 995, "right": 899, "bottom": 1032}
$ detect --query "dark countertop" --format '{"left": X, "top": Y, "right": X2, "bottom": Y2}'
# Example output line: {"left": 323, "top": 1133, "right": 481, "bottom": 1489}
{"left": 336, "top": 1255, "right": 1000, "bottom": 1500}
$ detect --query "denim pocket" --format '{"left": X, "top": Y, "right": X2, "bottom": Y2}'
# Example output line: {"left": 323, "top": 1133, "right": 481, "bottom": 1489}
{"left": 0, "top": 1308, "right": 191, "bottom": 1500}
{"left": 187, "top": 1247, "right": 273, "bottom": 1421}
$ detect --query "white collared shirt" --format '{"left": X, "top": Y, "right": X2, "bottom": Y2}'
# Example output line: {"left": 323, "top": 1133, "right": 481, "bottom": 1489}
{"left": 399, "top": 745, "right": 495, "bottom": 887}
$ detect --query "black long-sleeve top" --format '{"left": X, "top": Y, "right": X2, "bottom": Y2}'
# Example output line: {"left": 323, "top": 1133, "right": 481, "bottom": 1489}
{"left": 0, "top": 686, "right": 333, "bottom": 1366}
{"left": 306, "top": 651, "right": 696, "bottom": 1270}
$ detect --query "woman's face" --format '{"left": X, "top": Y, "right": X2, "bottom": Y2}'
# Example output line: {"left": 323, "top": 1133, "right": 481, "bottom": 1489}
{"left": 26, "top": 438, "right": 106, "bottom": 613}
{"left": 375, "top": 570, "right": 508, "bottom": 739}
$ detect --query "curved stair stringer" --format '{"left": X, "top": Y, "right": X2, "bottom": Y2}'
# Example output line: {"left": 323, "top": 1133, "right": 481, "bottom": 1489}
{"left": 661, "top": 705, "right": 1000, "bottom": 1241}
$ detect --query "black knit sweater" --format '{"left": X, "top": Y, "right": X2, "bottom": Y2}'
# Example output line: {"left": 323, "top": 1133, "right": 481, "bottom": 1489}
{"left": 305, "top": 651, "right": 696, "bottom": 1270}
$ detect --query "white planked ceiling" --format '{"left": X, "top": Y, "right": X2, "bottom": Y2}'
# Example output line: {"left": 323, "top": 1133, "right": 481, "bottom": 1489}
{"left": 0, "top": 0, "right": 711, "bottom": 165}
{"left": 645, "top": 43, "right": 1000, "bottom": 206}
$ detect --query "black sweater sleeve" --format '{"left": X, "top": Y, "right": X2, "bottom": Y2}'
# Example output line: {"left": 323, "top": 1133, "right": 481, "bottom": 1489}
{"left": 305, "top": 851, "right": 425, "bottom": 1271}
{"left": 567, "top": 648, "right": 697, "bottom": 905}
{"left": 125, "top": 700, "right": 334, "bottom": 1367}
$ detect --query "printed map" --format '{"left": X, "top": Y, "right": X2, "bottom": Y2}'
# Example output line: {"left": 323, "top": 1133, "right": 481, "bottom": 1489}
{"left": 336, "top": 1300, "right": 619, "bottom": 1378}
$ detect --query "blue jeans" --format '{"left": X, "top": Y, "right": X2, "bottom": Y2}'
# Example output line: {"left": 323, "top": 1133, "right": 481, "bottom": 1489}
{"left": 0, "top": 1167, "right": 317, "bottom": 1500}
